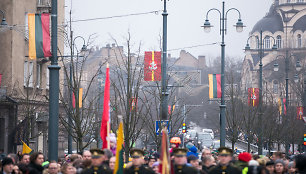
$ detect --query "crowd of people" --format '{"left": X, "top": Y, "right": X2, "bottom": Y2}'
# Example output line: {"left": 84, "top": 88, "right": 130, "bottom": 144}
{"left": 0, "top": 143, "right": 306, "bottom": 174}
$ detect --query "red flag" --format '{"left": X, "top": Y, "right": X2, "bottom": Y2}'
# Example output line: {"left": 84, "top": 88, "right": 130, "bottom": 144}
{"left": 168, "top": 105, "right": 175, "bottom": 115}
{"left": 159, "top": 128, "right": 171, "bottom": 174}
{"left": 144, "top": 51, "right": 161, "bottom": 81}
{"left": 297, "top": 106, "right": 303, "bottom": 120}
{"left": 100, "top": 65, "right": 110, "bottom": 149}
{"left": 72, "top": 92, "right": 76, "bottom": 108}
{"left": 130, "top": 98, "right": 137, "bottom": 112}
{"left": 248, "top": 88, "right": 259, "bottom": 106}
{"left": 0, "top": 74, "right": 2, "bottom": 87}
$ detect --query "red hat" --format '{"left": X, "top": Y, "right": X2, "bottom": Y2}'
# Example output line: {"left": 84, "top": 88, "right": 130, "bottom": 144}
{"left": 238, "top": 152, "right": 252, "bottom": 162}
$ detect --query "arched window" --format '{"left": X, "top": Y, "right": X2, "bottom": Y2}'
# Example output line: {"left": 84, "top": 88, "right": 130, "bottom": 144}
{"left": 273, "top": 80, "right": 279, "bottom": 94}
{"left": 277, "top": 35, "right": 282, "bottom": 48}
{"left": 297, "top": 34, "right": 302, "bottom": 48}
{"left": 255, "top": 36, "right": 259, "bottom": 49}
{"left": 264, "top": 36, "right": 271, "bottom": 49}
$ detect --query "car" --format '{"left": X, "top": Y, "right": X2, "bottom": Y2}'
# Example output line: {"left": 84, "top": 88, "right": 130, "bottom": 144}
{"left": 196, "top": 132, "right": 214, "bottom": 150}
{"left": 202, "top": 129, "right": 214, "bottom": 139}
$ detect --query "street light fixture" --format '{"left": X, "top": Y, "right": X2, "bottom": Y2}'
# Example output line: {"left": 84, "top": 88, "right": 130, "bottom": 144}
{"left": 0, "top": 10, "right": 8, "bottom": 26}
{"left": 296, "top": 61, "right": 302, "bottom": 72}
{"left": 202, "top": 1, "right": 245, "bottom": 147}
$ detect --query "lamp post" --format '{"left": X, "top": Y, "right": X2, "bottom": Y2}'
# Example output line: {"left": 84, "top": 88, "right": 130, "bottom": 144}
{"left": 48, "top": 0, "right": 60, "bottom": 161}
{"left": 202, "top": 1, "right": 245, "bottom": 147}
{"left": 161, "top": 0, "right": 168, "bottom": 122}
{"left": 0, "top": 10, "right": 8, "bottom": 26}
{"left": 245, "top": 30, "right": 277, "bottom": 155}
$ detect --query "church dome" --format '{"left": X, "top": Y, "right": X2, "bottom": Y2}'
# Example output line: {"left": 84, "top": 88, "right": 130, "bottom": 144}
{"left": 251, "top": 4, "right": 284, "bottom": 33}
{"left": 292, "top": 15, "right": 306, "bottom": 32}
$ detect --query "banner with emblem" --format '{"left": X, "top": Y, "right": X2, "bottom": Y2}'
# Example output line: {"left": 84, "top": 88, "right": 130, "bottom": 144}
{"left": 278, "top": 98, "right": 287, "bottom": 115}
{"left": 297, "top": 106, "right": 303, "bottom": 120}
{"left": 248, "top": 88, "right": 259, "bottom": 107}
{"left": 144, "top": 51, "right": 161, "bottom": 81}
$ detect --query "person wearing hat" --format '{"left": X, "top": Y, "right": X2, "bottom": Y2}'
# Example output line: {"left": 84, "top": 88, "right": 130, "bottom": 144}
{"left": 172, "top": 148, "right": 199, "bottom": 174}
{"left": 265, "top": 161, "right": 274, "bottom": 174}
{"left": 234, "top": 152, "right": 252, "bottom": 171}
{"left": 124, "top": 148, "right": 154, "bottom": 174}
{"left": 208, "top": 147, "right": 240, "bottom": 174}
{"left": 81, "top": 149, "right": 112, "bottom": 174}
{"left": 1, "top": 157, "right": 14, "bottom": 174}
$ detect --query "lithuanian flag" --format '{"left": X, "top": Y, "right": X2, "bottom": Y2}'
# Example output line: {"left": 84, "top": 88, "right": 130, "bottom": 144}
{"left": 278, "top": 98, "right": 287, "bottom": 115}
{"left": 21, "top": 141, "right": 33, "bottom": 154}
{"left": 28, "top": 13, "right": 52, "bottom": 59}
{"left": 208, "top": 74, "right": 221, "bottom": 99}
{"left": 159, "top": 128, "right": 170, "bottom": 174}
{"left": 113, "top": 121, "right": 124, "bottom": 174}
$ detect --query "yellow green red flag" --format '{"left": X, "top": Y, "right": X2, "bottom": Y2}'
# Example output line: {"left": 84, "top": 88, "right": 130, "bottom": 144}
{"left": 113, "top": 121, "right": 124, "bottom": 174}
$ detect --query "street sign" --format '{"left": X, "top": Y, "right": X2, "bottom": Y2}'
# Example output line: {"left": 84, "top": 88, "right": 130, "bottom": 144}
{"left": 155, "top": 120, "right": 171, "bottom": 135}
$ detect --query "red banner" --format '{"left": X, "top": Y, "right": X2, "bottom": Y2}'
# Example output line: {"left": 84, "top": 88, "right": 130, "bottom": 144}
{"left": 297, "top": 106, "right": 303, "bottom": 120}
{"left": 144, "top": 51, "right": 161, "bottom": 81}
{"left": 248, "top": 88, "right": 259, "bottom": 106}
{"left": 130, "top": 98, "right": 137, "bottom": 112}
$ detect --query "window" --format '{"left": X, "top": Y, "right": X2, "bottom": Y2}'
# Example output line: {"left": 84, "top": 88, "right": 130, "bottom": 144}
{"left": 297, "top": 0, "right": 304, "bottom": 3}
{"left": 255, "top": 36, "right": 259, "bottom": 49}
{"left": 264, "top": 36, "right": 271, "bottom": 49}
{"left": 287, "top": 0, "right": 291, "bottom": 2}
{"left": 273, "top": 80, "right": 279, "bottom": 94}
{"left": 46, "top": 66, "right": 49, "bottom": 89}
{"left": 277, "top": 35, "right": 282, "bottom": 48}
{"left": 297, "top": 34, "right": 302, "bottom": 48}
{"left": 24, "top": 61, "right": 34, "bottom": 87}
{"left": 36, "top": 64, "right": 41, "bottom": 88}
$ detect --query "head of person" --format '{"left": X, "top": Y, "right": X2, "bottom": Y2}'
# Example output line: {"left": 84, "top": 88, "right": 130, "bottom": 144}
{"left": 238, "top": 152, "right": 252, "bottom": 163}
{"left": 61, "top": 163, "right": 76, "bottom": 174}
{"left": 2, "top": 157, "right": 14, "bottom": 174}
{"left": 294, "top": 154, "right": 306, "bottom": 173}
{"left": 266, "top": 161, "right": 275, "bottom": 174}
{"left": 7, "top": 153, "right": 18, "bottom": 164}
{"left": 20, "top": 154, "right": 30, "bottom": 165}
{"left": 148, "top": 156, "right": 157, "bottom": 168}
{"left": 274, "top": 159, "right": 285, "bottom": 174}
{"left": 30, "top": 152, "right": 44, "bottom": 166}
{"left": 217, "top": 147, "right": 233, "bottom": 166}
{"left": 90, "top": 149, "right": 105, "bottom": 167}
{"left": 272, "top": 151, "right": 282, "bottom": 161}
{"left": 201, "top": 148, "right": 212, "bottom": 160}
{"left": 103, "top": 149, "right": 113, "bottom": 161}
{"left": 202, "top": 156, "right": 215, "bottom": 168}
{"left": 170, "top": 137, "right": 181, "bottom": 148}
{"left": 287, "top": 161, "right": 296, "bottom": 174}
{"left": 48, "top": 161, "right": 59, "bottom": 174}
{"left": 152, "top": 162, "right": 159, "bottom": 174}
{"left": 82, "top": 150, "right": 92, "bottom": 160}
{"left": 109, "top": 134, "right": 117, "bottom": 149}
{"left": 130, "top": 149, "right": 145, "bottom": 167}
{"left": 173, "top": 148, "right": 188, "bottom": 166}
{"left": 108, "top": 156, "right": 116, "bottom": 170}
{"left": 187, "top": 155, "right": 199, "bottom": 168}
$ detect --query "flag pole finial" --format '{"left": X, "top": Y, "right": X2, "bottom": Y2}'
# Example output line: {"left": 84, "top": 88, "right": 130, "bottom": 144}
{"left": 106, "top": 63, "right": 109, "bottom": 68}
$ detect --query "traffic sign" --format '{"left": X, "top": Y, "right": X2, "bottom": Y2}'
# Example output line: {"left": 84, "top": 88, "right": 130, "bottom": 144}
{"left": 155, "top": 120, "right": 171, "bottom": 135}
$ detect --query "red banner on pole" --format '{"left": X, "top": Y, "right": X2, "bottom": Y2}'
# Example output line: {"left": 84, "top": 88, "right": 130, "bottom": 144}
{"left": 144, "top": 51, "right": 161, "bottom": 81}
{"left": 130, "top": 98, "right": 137, "bottom": 112}
{"left": 248, "top": 88, "right": 259, "bottom": 106}
{"left": 297, "top": 106, "right": 303, "bottom": 120}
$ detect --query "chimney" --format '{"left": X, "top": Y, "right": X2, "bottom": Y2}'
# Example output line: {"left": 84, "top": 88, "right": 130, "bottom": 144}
{"left": 198, "top": 55, "right": 206, "bottom": 68}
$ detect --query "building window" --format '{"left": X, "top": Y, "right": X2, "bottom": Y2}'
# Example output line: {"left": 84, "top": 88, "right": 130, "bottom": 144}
{"left": 256, "top": 36, "right": 259, "bottom": 49}
{"left": 297, "top": 0, "right": 304, "bottom": 3}
{"left": 287, "top": 0, "right": 291, "bottom": 2}
{"left": 264, "top": 36, "right": 271, "bottom": 49}
{"left": 36, "top": 64, "right": 42, "bottom": 88}
{"left": 277, "top": 35, "right": 282, "bottom": 48}
{"left": 297, "top": 34, "right": 302, "bottom": 48}
{"left": 273, "top": 80, "right": 279, "bottom": 94}
{"left": 24, "top": 61, "right": 34, "bottom": 87}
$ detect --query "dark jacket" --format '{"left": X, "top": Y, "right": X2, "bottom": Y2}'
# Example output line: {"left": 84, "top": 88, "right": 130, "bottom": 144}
{"left": 28, "top": 162, "right": 44, "bottom": 174}
{"left": 124, "top": 165, "right": 155, "bottom": 174}
{"left": 208, "top": 164, "right": 241, "bottom": 174}
{"left": 174, "top": 164, "right": 199, "bottom": 174}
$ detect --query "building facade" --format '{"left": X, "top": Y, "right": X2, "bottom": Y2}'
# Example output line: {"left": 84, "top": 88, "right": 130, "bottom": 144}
{"left": 0, "top": 0, "right": 65, "bottom": 155}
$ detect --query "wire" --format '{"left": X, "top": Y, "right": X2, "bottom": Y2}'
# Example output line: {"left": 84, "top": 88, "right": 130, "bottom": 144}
{"left": 167, "top": 42, "right": 220, "bottom": 51}
{"left": 71, "top": 10, "right": 161, "bottom": 23}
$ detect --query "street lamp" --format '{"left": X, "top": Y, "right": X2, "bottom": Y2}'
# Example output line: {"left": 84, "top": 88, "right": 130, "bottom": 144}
{"left": 244, "top": 30, "right": 277, "bottom": 155}
{"left": 0, "top": 10, "right": 8, "bottom": 26}
{"left": 202, "top": 1, "right": 245, "bottom": 147}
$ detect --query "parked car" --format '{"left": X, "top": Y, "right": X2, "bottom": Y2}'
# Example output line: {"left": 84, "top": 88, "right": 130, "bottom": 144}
{"left": 202, "top": 129, "right": 214, "bottom": 139}
{"left": 196, "top": 132, "right": 214, "bottom": 150}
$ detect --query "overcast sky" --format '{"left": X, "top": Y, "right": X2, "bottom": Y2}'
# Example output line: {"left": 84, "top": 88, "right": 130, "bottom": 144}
{"left": 66, "top": 0, "right": 273, "bottom": 60}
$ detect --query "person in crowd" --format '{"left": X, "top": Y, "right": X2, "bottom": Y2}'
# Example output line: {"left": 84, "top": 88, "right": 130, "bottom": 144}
{"left": 172, "top": 148, "right": 198, "bottom": 174}
{"left": 18, "top": 163, "right": 29, "bottom": 174}
{"left": 186, "top": 146, "right": 198, "bottom": 158}
{"left": 274, "top": 159, "right": 286, "bottom": 174}
{"left": 61, "top": 163, "right": 76, "bottom": 174}
{"left": 234, "top": 152, "right": 252, "bottom": 171}
{"left": 187, "top": 155, "right": 199, "bottom": 170}
{"left": 72, "top": 159, "right": 84, "bottom": 174}
{"left": 28, "top": 152, "right": 44, "bottom": 174}
{"left": 271, "top": 152, "right": 282, "bottom": 162}
{"left": 109, "top": 133, "right": 117, "bottom": 156}
{"left": 81, "top": 149, "right": 112, "bottom": 174}
{"left": 294, "top": 154, "right": 306, "bottom": 174}
{"left": 19, "top": 154, "right": 30, "bottom": 165}
{"left": 108, "top": 156, "right": 116, "bottom": 171}
{"left": 151, "top": 162, "right": 159, "bottom": 174}
{"left": 287, "top": 161, "right": 296, "bottom": 174}
{"left": 169, "top": 137, "right": 181, "bottom": 154}
{"left": 124, "top": 148, "right": 154, "bottom": 174}
{"left": 265, "top": 161, "right": 275, "bottom": 174}
{"left": 82, "top": 151, "right": 91, "bottom": 161}
{"left": 17, "top": 152, "right": 22, "bottom": 162}
{"left": 7, "top": 154, "right": 19, "bottom": 165}
{"left": 102, "top": 149, "right": 113, "bottom": 167}
{"left": 208, "top": 147, "right": 241, "bottom": 174}
{"left": 1, "top": 157, "right": 14, "bottom": 174}
{"left": 147, "top": 156, "right": 157, "bottom": 169}
{"left": 201, "top": 148, "right": 212, "bottom": 161}
{"left": 47, "top": 161, "right": 59, "bottom": 174}
{"left": 201, "top": 156, "right": 215, "bottom": 174}
{"left": 13, "top": 165, "right": 21, "bottom": 174}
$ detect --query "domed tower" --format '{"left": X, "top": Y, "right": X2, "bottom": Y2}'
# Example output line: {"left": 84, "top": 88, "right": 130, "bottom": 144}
{"left": 241, "top": 0, "right": 306, "bottom": 104}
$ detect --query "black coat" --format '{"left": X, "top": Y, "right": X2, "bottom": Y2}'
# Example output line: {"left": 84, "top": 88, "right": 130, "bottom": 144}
{"left": 81, "top": 165, "right": 112, "bottom": 174}
{"left": 174, "top": 164, "right": 199, "bottom": 174}
{"left": 28, "top": 163, "right": 44, "bottom": 174}
{"left": 124, "top": 165, "right": 155, "bottom": 174}
{"left": 208, "top": 164, "right": 241, "bottom": 174}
